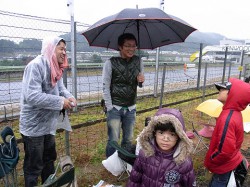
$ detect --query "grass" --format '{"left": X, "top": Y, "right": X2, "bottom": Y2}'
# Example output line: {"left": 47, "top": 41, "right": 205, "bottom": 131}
{"left": 2, "top": 87, "right": 250, "bottom": 186}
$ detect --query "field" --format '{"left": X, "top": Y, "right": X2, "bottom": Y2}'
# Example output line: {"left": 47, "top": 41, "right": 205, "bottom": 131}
{"left": 72, "top": 106, "right": 250, "bottom": 187}
{"left": 1, "top": 88, "right": 250, "bottom": 186}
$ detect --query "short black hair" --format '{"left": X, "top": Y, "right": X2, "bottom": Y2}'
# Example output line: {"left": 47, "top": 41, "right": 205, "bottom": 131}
{"left": 245, "top": 76, "right": 250, "bottom": 83}
{"left": 154, "top": 122, "right": 176, "bottom": 135}
{"left": 118, "top": 33, "right": 137, "bottom": 47}
{"left": 58, "top": 39, "right": 66, "bottom": 45}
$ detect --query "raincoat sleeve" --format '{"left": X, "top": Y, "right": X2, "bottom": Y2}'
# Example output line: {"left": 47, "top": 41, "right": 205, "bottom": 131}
{"left": 23, "top": 61, "right": 63, "bottom": 110}
{"left": 57, "top": 77, "right": 74, "bottom": 99}
{"left": 102, "top": 59, "right": 113, "bottom": 111}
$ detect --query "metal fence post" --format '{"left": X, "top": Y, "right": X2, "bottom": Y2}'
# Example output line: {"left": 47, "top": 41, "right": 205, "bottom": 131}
{"left": 239, "top": 50, "right": 245, "bottom": 80}
{"left": 196, "top": 43, "right": 203, "bottom": 89}
{"left": 228, "top": 61, "right": 232, "bottom": 80}
{"left": 159, "top": 63, "right": 167, "bottom": 109}
{"left": 63, "top": 70, "right": 70, "bottom": 156}
{"left": 202, "top": 63, "right": 208, "bottom": 102}
{"left": 222, "top": 47, "right": 228, "bottom": 83}
{"left": 71, "top": 20, "right": 77, "bottom": 112}
{"left": 243, "top": 64, "right": 247, "bottom": 78}
{"left": 63, "top": 69, "right": 68, "bottom": 87}
{"left": 154, "top": 48, "right": 160, "bottom": 97}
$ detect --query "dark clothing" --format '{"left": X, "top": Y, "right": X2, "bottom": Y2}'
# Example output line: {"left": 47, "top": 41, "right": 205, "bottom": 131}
{"left": 205, "top": 78, "right": 250, "bottom": 174}
{"left": 128, "top": 142, "right": 195, "bottom": 187}
{"left": 22, "top": 134, "right": 57, "bottom": 187}
{"left": 208, "top": 171, "right": 231, "bottom": 187}
{"left": 103, "top": 55, "right": 141, "bottom": 157}
{"left": 110, "top": 56, "right": 140, "bottom": 107}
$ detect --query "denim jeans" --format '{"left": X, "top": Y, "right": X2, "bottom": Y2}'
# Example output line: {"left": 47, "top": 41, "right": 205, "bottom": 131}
{"left": 22, "top": 134, "right": 57, "bottom": 187}
{"left": 208, "top": 171, "right": 231, "bottom": 187}
{"left": 105, "top": 107, "right": 136, "bottom": 157}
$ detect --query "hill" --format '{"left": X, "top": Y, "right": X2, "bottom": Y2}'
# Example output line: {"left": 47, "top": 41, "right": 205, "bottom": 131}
{"left": 0, "top": 31, "right": 238, "bottom": 54}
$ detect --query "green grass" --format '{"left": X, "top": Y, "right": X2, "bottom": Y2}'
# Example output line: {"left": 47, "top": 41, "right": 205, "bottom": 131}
{"left": 2, "top": 86, "right": 220, "bottom": 186}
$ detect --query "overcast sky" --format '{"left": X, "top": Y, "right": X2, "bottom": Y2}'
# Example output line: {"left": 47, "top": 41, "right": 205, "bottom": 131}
{"left": 1, "top": 0, "right": 250, "bottom": 40}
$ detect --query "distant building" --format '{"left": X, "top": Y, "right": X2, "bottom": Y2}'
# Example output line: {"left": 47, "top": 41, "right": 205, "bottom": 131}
{"left": 220, "top": 38, "right": 243, "bottom": 46}
{"left": 190, "top": 38, "right": 250, "bottom": 63}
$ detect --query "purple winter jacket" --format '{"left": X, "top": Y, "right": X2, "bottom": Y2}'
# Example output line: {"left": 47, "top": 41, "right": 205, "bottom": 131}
{"left": 127, "top": 108, "right": 196, "bottom": 187}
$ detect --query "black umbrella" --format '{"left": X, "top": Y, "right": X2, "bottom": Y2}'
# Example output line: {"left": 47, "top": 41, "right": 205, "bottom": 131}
{"left": 82, "top": 7, "right": 196, "bottom": 50}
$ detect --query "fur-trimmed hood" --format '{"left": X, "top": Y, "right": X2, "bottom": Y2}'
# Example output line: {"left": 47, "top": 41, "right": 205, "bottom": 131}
{"left": 138, "top": 108, "right": 193, "bottom": 165}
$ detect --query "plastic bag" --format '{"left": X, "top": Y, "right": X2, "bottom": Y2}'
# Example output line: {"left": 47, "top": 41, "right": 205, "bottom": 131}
{"left": 57, "top": 112, "right": 72, "bottom": 132}
{"left": 227, "top": 171, "right": 236, "bottom": 187}
{"left": 102, "top": 151, "right": 124, "bottom": 176}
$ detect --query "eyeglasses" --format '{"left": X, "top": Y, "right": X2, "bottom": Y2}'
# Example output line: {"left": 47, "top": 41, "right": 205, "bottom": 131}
{"left": 123, "top": 45, "right": 137, "bottom": 49}
{"left": 155, "top": 131, "right": 178, "bottom": 142}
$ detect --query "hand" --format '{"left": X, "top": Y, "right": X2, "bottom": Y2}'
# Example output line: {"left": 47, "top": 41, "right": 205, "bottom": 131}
{"left": 137, "top": 73, "right": 145, "bottom": 83}
{"left": 68, "top": 97, "right": 77, "bottom": 107}
{"left": 63, "top": 98, "right": 74, "bottom": 109}
{"left": 137, "top": 73, "right": 145, "bottom": 87}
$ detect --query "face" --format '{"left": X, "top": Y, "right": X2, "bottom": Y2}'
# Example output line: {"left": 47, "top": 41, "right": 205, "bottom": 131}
{"left": 155, "top": 130, "right": 178, "bottom": 153}
{"left": 55, "top": 41, "right": 66, "bottom": 64}
{"left": 217, "top": 89, "right": 228, "bottom": 104}
{"left": 118, "top": 39, "right": 137, "bottom": 60}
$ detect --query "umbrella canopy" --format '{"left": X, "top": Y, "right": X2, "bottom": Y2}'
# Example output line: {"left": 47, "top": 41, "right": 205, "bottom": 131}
{"left": 196, "top": 99, "right": 250, "bottom": 122}
{"left": 196, "top": 99, "right": 223, "bottom": 118}
{"left": 82, "top": 8, "right": 196, "bottom": 50}
{"left": 242, "top": 106, "right": 250, "bottom": 123}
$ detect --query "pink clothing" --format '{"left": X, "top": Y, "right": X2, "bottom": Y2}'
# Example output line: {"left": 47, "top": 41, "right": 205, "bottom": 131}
{"left": 41, "top": 36, "right": 68, "bottom": 87}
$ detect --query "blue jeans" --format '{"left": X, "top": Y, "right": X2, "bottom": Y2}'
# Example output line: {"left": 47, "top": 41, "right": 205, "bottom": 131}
{"left": 22, "top": 134, "right": 57, "bottom": 187}
{"left": 105, "top": 107, "right": 136, "bottom": 157}
{"left": 209, "top": 171, "right": 231, "bottom": 187}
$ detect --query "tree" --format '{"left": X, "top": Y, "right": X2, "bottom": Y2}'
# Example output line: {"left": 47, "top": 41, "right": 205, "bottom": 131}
{"left": 90, "top": 54, "right": 102, "bottom": 63}
{"left": 19, "top": 39, "right": 42, "bottom": 52}
{"left": 0, "top": 39, "right": 19, "bottom": 53}
{"left": 136, "top": 50, "right": 149, "bottom": 58}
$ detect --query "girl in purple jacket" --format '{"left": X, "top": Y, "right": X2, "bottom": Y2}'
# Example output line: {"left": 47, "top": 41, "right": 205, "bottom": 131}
{"left": 127, "top": 108, "right": 196, "bottom": 187}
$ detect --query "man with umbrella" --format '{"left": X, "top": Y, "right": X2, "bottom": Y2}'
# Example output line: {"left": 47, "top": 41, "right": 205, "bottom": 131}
{"left": 82, "top": 7, "right": 196, "bottom": 158}
{"left": 102, "top": 33, "right": 145, "bottom": 157}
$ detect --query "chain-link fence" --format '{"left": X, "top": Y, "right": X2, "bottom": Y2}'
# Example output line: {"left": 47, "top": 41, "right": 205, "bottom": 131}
{"left": 1, "top": 10, "right": 249, "bottom": 186}
{"left": 0, "top": 9, "right": 247, "bottom": 138}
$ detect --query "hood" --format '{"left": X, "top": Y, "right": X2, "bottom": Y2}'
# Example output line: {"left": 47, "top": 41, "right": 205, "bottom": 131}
{"left": 223, "top": 78, "right": 250, "bottom": 111}
{"left": 138, "top": 108, "right": 193, "bottom": 165}
{"left": 40, "top": 36, "right": 68, "bottom": 87}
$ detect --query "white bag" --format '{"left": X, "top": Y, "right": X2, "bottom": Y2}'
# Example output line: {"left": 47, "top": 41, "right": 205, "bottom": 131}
{"left": 227, "top": 171, "right": 236, "bottom": 187}
{"left": 57, "top": 112, "right": 72, "bottom": 132}
{"left": 102, "top": 151, "right": 124, "bottom": 176}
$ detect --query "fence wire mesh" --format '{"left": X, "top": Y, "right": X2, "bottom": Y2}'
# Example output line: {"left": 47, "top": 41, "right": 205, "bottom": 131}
{"left": 0, "top": 10, "right": 249, "bottom": 186}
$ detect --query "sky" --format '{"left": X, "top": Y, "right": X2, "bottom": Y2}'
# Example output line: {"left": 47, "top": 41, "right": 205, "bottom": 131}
{"left": 1, "top": 0, "right": 250, "bottom": 40}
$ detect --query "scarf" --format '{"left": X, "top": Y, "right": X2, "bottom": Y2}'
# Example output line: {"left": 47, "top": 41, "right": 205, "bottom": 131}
{"left": 50, "top": 53, "right": 68, "bottom": 87}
